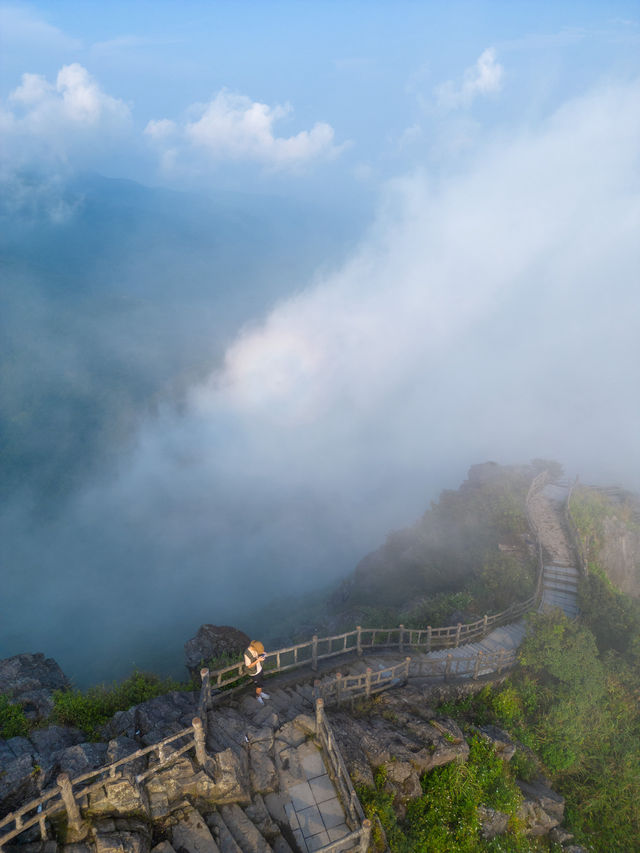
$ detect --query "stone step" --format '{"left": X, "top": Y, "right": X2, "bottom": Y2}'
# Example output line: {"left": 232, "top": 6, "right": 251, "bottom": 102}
{"left": 294, "top": 683, "right": 314, "bottom": 704}
{"left": 172, "top": 807, "right": 221, "bottom": 853}
{"left": 245, "top": 795, "right": 295, "bottom": 853}
{"left": 543, "top": 582, "right": 578, "bottom": 596}
{"left": 220, "top": 804, "right": 273, "bottom": 853}
{"left": 267, "top": 689, "right": 297, "bottom": 714}
{"left": 542, "top": 588, "right": 577, "bottom": 604}
{"left": 544, "top": 571, "right": 578, "bottom": 584}
{"left": 544, "top": 572, "right": 579, "bottom": 586}
{"left": 206, "top": 811, "right": 244, "bottom": 853}
{"left": 545, "top": 564, "right": 579, "bottom": 576}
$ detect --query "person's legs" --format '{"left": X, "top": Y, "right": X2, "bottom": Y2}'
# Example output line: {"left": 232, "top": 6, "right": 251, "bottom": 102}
{"left": 253, "top": 671, "right": 269, "bottom": 702}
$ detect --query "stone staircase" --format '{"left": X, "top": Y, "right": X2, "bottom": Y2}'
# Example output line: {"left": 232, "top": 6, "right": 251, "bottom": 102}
{"left": 532, "top": 482, "right": 580, "bottom": 620}
{"left": 540, "top": 564, "right": 579, "bottom": 618}
{"left": 196, "top": 688, "right": 356, "bottom": 853}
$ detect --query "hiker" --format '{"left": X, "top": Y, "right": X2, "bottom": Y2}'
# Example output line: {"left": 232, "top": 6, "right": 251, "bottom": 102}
{"left": 244, "top": 640, "right": 270, "bottom": 704}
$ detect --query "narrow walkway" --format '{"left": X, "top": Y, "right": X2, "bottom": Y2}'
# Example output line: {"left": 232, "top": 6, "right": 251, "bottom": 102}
{"left": 532, "top": 482, "right": 580, "bottom": 620}
{"left": 200, "top": 479, "right": 582, "bottom": 851}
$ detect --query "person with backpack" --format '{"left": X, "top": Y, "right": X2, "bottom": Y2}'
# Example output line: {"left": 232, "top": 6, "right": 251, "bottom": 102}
{"left": 244, "top": 640, "right": 270, "bottom": 704}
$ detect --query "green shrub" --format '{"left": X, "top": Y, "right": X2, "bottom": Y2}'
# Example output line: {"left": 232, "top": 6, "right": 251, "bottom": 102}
{"left": 359, "top": 737, "right": 526, "bottom": 853}
{"left": 52, "top": 670, "right": 185, "bottom": 740}
{"left": 0, "top": 694, "right": 30, "bottom": 739}
{"left": 509, "top": 750, "right": 538, "bottom": 783}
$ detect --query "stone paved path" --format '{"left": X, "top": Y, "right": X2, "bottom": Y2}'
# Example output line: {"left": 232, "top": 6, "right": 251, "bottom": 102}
{"left": 200, "top": 479, "right": 582, "bottom": 851}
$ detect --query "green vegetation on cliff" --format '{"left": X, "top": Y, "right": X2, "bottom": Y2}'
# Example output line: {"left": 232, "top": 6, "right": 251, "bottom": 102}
{"left": 430, "top": 610, "right": 640, "bottom": 852}
{"left": 51, "top": 671, "right": 188, "bottom": 740}
{"left": 328, "top": 462, "right": 538, "bottom": 632}
{"left": 0, "top": 694, "right": 30, "bottom": 739}
{"left": 359, "top": 735, "right": 548, "bottom": 853}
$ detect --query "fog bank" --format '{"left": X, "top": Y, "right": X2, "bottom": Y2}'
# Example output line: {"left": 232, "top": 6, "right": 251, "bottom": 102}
{"left": 2, "top": 79, "right": 639, "bottom": 686}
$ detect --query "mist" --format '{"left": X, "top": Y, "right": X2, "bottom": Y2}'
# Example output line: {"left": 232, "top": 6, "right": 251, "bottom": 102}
{"left": 2, "top": 73, "right": 639, "bottom": 687}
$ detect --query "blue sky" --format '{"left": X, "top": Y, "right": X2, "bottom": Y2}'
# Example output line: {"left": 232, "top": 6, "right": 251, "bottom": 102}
{"left": 2, "top": 1, "right": 639, "bottom": 198}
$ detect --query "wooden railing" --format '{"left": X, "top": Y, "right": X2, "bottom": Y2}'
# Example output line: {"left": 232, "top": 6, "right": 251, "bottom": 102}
{"left": 201, "top": 471, "right": 549, "bottom": 699}
{"left": 314, "top": 698, "right": 371, "bottom": 853}
{"left": 314, "top": 647, "right": 517, "bottom": 706}
{"left": 0, "top": 719, "right": 207, "bottom": 851}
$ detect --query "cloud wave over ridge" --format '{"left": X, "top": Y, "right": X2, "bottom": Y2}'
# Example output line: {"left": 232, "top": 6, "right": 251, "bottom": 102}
{"left": 3, "top": 77, "right": 639, "bottom": 682}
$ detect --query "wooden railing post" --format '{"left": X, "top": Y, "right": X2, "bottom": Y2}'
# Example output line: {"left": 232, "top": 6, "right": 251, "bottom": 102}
{"left": 404, "top": 656, "right": 411, "bottom": 682}
{"left": 359, "top": 819, "right": 372, "bottom": 852}
{"left": 356, "top": 625, "right": 362, "bottom": 657}
{"left": 198, "top": 668, "right": 210, "bottom": 725}
{"left": 192, "top": 717, "right": 207, "bottom": 767}
{"left": 455, "top": 623, "right": 462, "bottom": 647}
{"left": 427, "top": 625, "right": 432, "bottom": 652}
{"left": 336, "top": 673, "right": 342, "bottom": 705}
{"left": 315, "top": 697, "right": 324, "bottom": 735}
{"left": 398, "top": 624, "right": 404, "bottom": 653}
{"left": 312, "top": 635, "right": 319, "bottom": 671}
{"left": 56, "top": 773, "right": 81, "bottom": 832}
{"left": 474, "top": 651, "right": 483, "bottom": 680}
{"left": 365, "top": 668, "right": 372, "bottom": 699}
{"left": 483, "top": 614, "right": 488, "bottom": 636}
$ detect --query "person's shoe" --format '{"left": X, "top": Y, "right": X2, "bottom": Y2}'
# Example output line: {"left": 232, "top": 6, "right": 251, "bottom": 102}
{"left": 256, "top": 694, "right": 264, "bottom": 705}
{"left": 261, "top": 692, "right": 270, "bottom": 700}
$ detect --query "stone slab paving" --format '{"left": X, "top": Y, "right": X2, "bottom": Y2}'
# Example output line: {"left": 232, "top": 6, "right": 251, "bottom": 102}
{"left": 283, "top": 743, "right": 350, "bottom": 853}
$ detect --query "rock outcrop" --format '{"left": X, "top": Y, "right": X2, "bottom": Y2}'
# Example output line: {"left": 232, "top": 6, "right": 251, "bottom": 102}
{"left": 0, "top": 654, "right": 70, "bottom": 721}
{"left": 183, "top": 627, "right": 249, "bottom": 679}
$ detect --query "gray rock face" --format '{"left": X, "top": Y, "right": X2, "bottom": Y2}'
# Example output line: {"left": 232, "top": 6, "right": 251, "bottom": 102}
{"left": 54, "top": 742, "right": 109, "bottom": 779}
{"left": 101, "top": 692, "right": 197, "bottom": 744}
{"left": 28, "top": 726, "right": 84, "bottom": 756}
{"left": 0, "top": 753, "right": 39, "bottom": 814}
{"left": 516, "top": 779, "right": 565, "bottom": 836}
{"left": 0, "top": 654, "right": 70, "bottom": 721}
{"left": 184, "top": 626, "right": 250, "bottom": 678}
{"left": 328, "top": 693, "right": 468, "bottom": 818}
{"left": 473, "top": 725, "right": 516, "bottom": 761}
{"left": 477, "top": 806, "right": 510, "bottom": 839}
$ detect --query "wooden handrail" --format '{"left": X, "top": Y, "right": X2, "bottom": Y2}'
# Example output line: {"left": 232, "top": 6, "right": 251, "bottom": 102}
{"left": 0, "top": 721, "right": 201, "bottom": 850}
{"left": 200, "top": 472, "right": 551, "bottom": 695}
{"left": 314, "top": 699, "right": 370, "bottom": 852}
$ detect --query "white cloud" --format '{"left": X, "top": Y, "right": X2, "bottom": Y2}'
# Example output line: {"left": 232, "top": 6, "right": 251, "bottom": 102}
{"left": 146, "top": 89, "right": 347, "bottom": 172}
{"left": 436, "top": 48, "right": 504, "bottom": 109}
{"left": 185, "top": 77, "right": 640, "bottom": 472}
{"left": 2, "top": 63, "right": 131, "bottom": 168}
{"left": 8, "top": 63, "right": 130, "bottom": 128}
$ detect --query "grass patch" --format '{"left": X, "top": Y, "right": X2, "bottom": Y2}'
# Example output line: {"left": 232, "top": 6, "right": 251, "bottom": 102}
{"left": 0, "top": 694, "right": 30, "bottom": 739}
{"left": 358, "top": 737, "right": 531, "bottom": 852}
{"left": 52, "top": 670, "right": 188, "bottom": 740}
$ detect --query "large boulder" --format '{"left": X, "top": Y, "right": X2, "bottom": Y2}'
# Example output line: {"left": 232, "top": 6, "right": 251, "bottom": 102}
{"left": 0, "top": 654, "right": 70, "bottom": 720}
{"left": 101, "top": 691, "right": 197, "bottom": 744}
{"left": 184, "top": 625, "right": 250, "bottom": 678}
